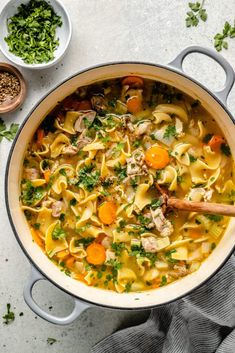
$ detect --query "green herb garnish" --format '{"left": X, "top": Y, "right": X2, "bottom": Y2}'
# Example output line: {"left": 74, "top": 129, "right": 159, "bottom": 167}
{"left": 5, "top": 0, "right": 62, "bottom": 64}
{"left": 221, "top": 143, "right": 231, "bottom": 156}
{"left": 70, "top": 198, "right": 77, "bottom": 206}
{"left": 111, "top": 242, "right": 126, "bottom": 256}
{"left": 160, "top": 275, "right": 167, "bottom": 287}
{"left": 163, "top": 125, "right": 177, "bottom": 139}
{"left": 77, "top": 164, "right": 100, "bottom": 191}
{"left": 0, "top": 118, "right": 19, "bottom": 142}
{"left": 114, "top": 163, "right": 127, "bottom": 181}
{"left": 21, "top": 181, "right": 44, "bottom": 206}
{"left": 203, "top": 133, "right": 213, "bottom": 143}
{"left": 189, "top": 154, "right": 197, "bottom": 163}
{"left": 74, "top": 237, "right": 94, "bottom": 247}
{"left": 185, "top": 1, "right": 207, "bottom": 27}
{"left": 3, "top": 303, "right": 15, "bottom": 324}
{"left": 205, "top": 214, "right": 223, "bottom": 222}
{"left": 214, "top": 21, "right": 235, "bottom": 51}
{"left": 52, "top": 226, "right": 66, "bottom": 240}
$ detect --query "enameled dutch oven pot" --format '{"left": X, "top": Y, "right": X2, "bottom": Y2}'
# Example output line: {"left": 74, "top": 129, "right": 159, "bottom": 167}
{"left": 5, "top": 46, "right": 235, "bottom": 325}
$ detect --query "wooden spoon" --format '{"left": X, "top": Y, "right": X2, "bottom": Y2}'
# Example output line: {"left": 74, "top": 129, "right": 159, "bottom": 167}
{"left": 155, "top": 182, "right": 235, "bottom": 217}
{"left": 167, "top": 198, "right": 235, "bottom": 217}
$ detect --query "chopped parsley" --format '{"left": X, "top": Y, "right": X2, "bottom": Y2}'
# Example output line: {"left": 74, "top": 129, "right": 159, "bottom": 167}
{"left": 59, "top": 168, "right": 67, "bottom": 176}
{"left": 111, "top": 242, "right": 126, "bottom": 256}
{"left": 77, "top": 164, "right": 100, "bottom": 191}
{"left": 116, "top": 219, "right": 127, "bottom": 232}
{"left": 129, "top": 244, "right": 157, "bottom": 267}
{"left": 33, "top": 223, "right": 41, "bottom": 229}
{"left": 59, "top": 213, "right": 65, "bottom": 222}
{"left": 5, "top": 0, "right": 62, "bottom": 64}
{"left": 163, "top": 125, "right": 177, "bottom": 139}
{"left": 74, "top": 237, "right": 94, "bottom": 247}
{"left": 203, "top": 133, "right": 213, "bottom": 143}
{"left": 21, "top": 181, "right": 44, "bottom": 206}
{"left": 70, "top": 198, "right": 77, "bottom": 206}
{"left": 189, "top": 154, "right": 197, "bottom": 163}
{"left": 221, "top": 143, "right": 231, "bottom": 156}
{"left": 165, "top": 249, "right": 178, "bottom": 264}
{"left": 160, "top": 275, "right": 167, "bottom": 287}
{"left": 124, "top": 282, "right": 132, "bottom": 293}
{"left": 114, "top": 163, "right": 127, "bottom": 181}
{"left": 133, "top": 140, "right": 141, "bottom": 148}
{"left": 150, "top": 198, "right": 162, "bottom": 210}
{"left": 211, "top": 242, "right": 216, "bottom": 250}
{"left": 3, "top": 303, "right": 15, "bottom": 324}
{"left": 205, "top": 214, "right": 223, "bottom": 222}
{"left": 52, "top": 226, "right": 66, "bottom": 240}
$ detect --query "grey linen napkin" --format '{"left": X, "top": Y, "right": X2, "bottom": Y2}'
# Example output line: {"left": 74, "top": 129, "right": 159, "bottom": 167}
{"left": 91, "top": 255, "right": 235, "bottom": 353}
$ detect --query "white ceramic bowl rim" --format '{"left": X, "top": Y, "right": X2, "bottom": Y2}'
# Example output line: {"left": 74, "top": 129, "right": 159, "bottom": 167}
{"left": 5, "top": 59, "right": 235, "bottom": 311}
{"left": 0, "top": 0, "right": 72, "bottom": 69}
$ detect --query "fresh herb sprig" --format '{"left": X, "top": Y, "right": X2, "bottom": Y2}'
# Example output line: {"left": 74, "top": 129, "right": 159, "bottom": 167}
{"left": 214, "top": 21, "right": 235, "bottom": 51}
{"left": 185, "top": 1, "right": 207, "bottom": 27}
{"left": 0, "top": 118, "right": 19, "bottom": 142}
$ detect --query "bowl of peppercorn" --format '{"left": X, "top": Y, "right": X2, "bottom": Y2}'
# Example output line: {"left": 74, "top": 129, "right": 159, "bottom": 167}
{"left": 0, "top": 62, "right": 26, "bottom": 113}
{"left": 0, "top": 0, "right": 72, "bottom": 69}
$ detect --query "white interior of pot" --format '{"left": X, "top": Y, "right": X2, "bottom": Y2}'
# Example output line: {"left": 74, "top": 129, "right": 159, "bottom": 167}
{"left": 7, "top": 63, "right": 235, "bottom": 309}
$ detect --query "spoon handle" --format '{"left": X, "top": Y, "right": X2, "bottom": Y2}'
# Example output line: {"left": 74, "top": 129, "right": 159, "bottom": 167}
{"left": 168, "top": 198, "right": 235, "bottom": 217}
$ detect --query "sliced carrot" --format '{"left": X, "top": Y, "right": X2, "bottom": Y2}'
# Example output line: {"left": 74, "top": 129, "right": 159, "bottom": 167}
{"left": 122, "top": 76, "right": 144, "bottom": 88}
{"left": 95, "top": 233, "right": 106, "bottom": 244}
{"left": 98, "top": 201, "right": 117, "bottom": 225}
{"left": 127, "top": 96, "right": 142, "bottom": 114}
{"left": 73, "top": 273, "right": 86, "bottom": 283}
{"left": 189, "top": 230, "right": 203, "bottom": 239}
{"left": 86, "top": 243, "right": 106, "bottom": 265}
{"left": 77, "top": 100, "right": 92, "bottom": 110}
{"left": 56, "top": 249, "right": 70, "bottom": 260}
{"left": 30, "top": 227, "right": 44, "bottom": 249}
{"left": 208, "top": 135, "right": 224, "bottom": 152}
{"left": 66, "top": 256, "right": 75, "bottom": 269}
{"left": 145, "top": 146, "right": 170, "bottom": 169}
{"left": 43, "top": 170, "right": 51, "bottom": 183}
{"left": 36, "top": 129, "right": 45, "bottom": 146}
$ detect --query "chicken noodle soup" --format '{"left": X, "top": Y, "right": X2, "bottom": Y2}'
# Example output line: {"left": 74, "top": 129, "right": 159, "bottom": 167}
{"left": 20, "top": 77, "right": 234, "bottom": 293}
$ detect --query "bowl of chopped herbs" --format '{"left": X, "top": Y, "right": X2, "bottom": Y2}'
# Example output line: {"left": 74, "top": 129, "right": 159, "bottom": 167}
{"left": 0, "top": 0, "right": 72, "bottom": 69}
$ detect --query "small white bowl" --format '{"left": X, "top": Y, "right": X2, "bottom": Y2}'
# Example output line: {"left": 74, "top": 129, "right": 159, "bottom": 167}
{"left": 0, "top": 0, "right": 72, "bottom": 70}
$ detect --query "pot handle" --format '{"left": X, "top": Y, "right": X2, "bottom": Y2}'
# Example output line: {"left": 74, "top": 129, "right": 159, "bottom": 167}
{"left": 24, "top": 267, "right": 90, "bottom": 325}
{"left": 168, "top": 45, "right": 235, "bottom": 104}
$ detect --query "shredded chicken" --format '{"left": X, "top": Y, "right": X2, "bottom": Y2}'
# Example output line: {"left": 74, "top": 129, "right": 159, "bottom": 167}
{"left": 150, "top": 207, "right": 174, "bottom": 237}
{"left": 169, "top": 263, "right": 189, "bottom": 278}
{"left": 101, "top": 236, "right": 112, "bottom": 249}
{"left": 134, "top": 121, "right": 151, "bottom": 136}
{"left": 76, "top": 132, "right": 92, "bottom": 149}
{"left": 74, "top": 110, "right": 96, "bottom": 132}
{"left": 25, "top": 168, "right": 39, "bottom": 180}
{"left": 105, "top": 249, "right": 116, "bottom": 262}
{"left": 141, "top": 236, "right": 158, "bottom": 253}
{"left": 126, "top": 149, "right": 148, "bottom": 176}
{"left": 121, "top": 114, "right": 135, "bottom": 132}
{"left": 51, "top": 161, "right": 59, "bottom": 174}
{"left": 91, "top": 95, "right": 107, "bottom": 112}
{"left": 187, "top": 187, "right": 213, "bottom": 202}
{"left": 51, "top": 201, "right": 64, "bottom": 217}
{"left": 61, "top": 145, "right": 78, "bottom": 155}
{"left": 42, "top": 200, "right": 52, "bottom": 208}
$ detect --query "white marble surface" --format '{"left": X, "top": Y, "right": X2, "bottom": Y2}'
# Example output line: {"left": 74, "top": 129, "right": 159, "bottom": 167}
{"left": 1, "top": 0, "right": 235, "bottom": 352}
